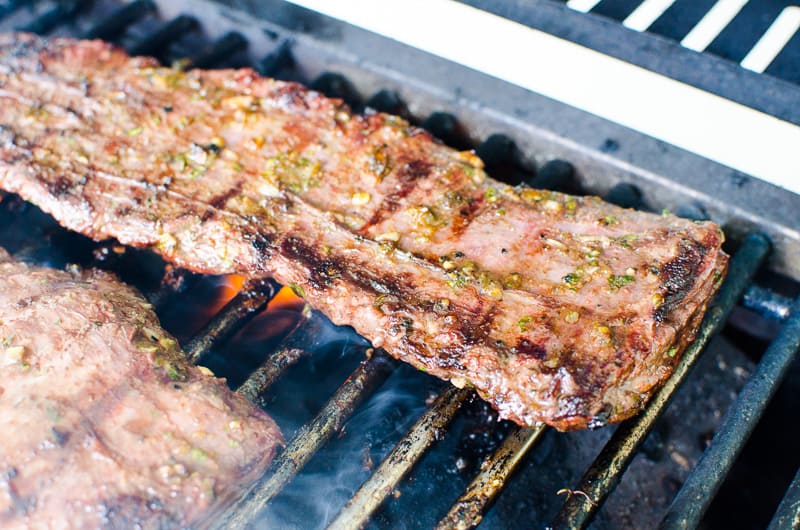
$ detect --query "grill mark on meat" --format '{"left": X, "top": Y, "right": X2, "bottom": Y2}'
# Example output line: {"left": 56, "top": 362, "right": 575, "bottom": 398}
{"left": 458, "top": 302, "right": 496, "bottom": 347}
{"left": 362, "top": 157, "right": 432, "bottom": 230}
{"left": 0, "top": 34, "right": 730, "bottom": 431}
{"left": 655, "top": 238, "right": 707, "bottom": 323}
{"left": 515, "top": 338, "right": 547, "bottom": 360}
{"left": 84, "top": 165, "right": 279, "bottom": 268}
{"left": 413, "top": 301, "right": 498, "bottom": 371}
{"left": 558, "top": 350, "right": 608, "bottom": 402}
{"left": 203, "top": 183, "right": 243, "bottom": 221}
{"left": 44, "top": 175, "right": 75, "bottom": 197}
{"left": 279, "top": 232, "right": 496, "bottom": 372}
{"left": 280, "top": 235, "right": 343, "bottom": 290}
{"left": 397, "top": 158, "right": 432, "bottom": 183}
{"left": 280, "top": 235, "right": 418, "bottom": 304}
{"left": 424, "top": 348, "right": 466, "bottom": 370}
{"left": 208, "top": 184, "right": 242, "bottom": 211}
{"left": 244, "top": 230, "right": 274, "bottom": 260}
{"left": 450, "top": 194, "right": 484, "bottom": 238}
{"left": 624, "top": 327, "right": 651, "bottom": 357}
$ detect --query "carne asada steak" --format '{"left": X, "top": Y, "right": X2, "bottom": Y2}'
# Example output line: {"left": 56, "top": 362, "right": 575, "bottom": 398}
{"left": 0, "top": 34, "right": 728, "bottom": 430}
{"left": 0, "top": 247, "right": 282, "bottom": 528}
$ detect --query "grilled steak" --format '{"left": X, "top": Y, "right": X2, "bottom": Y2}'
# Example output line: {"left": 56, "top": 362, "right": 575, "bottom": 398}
{"left": 0, "top": 247, "right": 282, "bottom": 528}
{"left": 0, "top": 34, "right": 728, "bottom": 430}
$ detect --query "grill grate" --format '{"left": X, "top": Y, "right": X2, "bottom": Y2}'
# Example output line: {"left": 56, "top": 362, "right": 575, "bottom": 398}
{"left": 438, "top": 425, "right": 546, "bottom": 530}
{"left": 550, "top": 234, "right": 770, "bottom": 529}
{"left": 332, "top": 386, "right": 475, "bottom": 530}
{"left": 2, "top": 2, "right": 800, "bottom": 529}
{"left": 236, "top": 316, "right": 325, "bottom": 402}
{"left": 557, "top": 0, "right": 800, "bottom": 84}
{"left": 662, "top": 296, "right": 800, "bottom": 529}
{"left": 770, "top": 466, "right": 800, "bottom": 529}
{"left": 184, "top": 280, "right": 277, "bottom": 364}
{"left": 227, "top": 352, "right": 399, "bottom": 527}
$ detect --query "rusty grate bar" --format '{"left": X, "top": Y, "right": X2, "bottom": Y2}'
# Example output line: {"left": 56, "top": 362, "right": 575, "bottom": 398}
{"left": 235, "top": 314, "right": 323, "bottom": 401}
{"left": 550, "top": 233, "right": 771, "bottom": 530}
{"left": 223, "top": 352, "right": 398, "bottom": 529}
{"left": 436, "top": 424, "right": 547, "bottom": 530}
{"left": 660, "top": 297, "right": 800, "bottom": 529}
{"left": 328, "top": 386, "right": 474, "bottom": 530}
{"left": 185, "top": 279, "right": 277, "bottom": 364}
{"left": 768, "top": 466, "right": 800, "bottom": 529}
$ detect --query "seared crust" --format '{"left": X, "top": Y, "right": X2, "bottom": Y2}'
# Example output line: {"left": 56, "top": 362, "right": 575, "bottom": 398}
{"left": 0, "top": 34, "right": 728, "bottom": 430}
{"left": 0, "top": 248, "right": 282, "bottom": 528}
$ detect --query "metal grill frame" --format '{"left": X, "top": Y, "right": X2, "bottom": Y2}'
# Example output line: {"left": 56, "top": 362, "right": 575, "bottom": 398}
{"left": 2, "top": 1, "right": 800, "bottom": 529}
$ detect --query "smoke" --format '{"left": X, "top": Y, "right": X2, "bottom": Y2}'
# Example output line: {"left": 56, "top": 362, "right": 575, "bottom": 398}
{"left": 254, "top": 331, "right": 441, "bottom": 529}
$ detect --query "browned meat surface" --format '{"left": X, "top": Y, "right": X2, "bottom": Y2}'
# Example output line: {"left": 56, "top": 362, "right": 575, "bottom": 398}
{"left": 0, "top": 34, "right": 728, "bottom": 430}
{"left": 0, "top": 247, "right": 282, "bottom": 529}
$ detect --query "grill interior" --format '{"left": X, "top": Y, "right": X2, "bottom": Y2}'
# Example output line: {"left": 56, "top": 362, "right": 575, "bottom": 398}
{"left": 2, "top": 1, "right": 800, "bottom": 529}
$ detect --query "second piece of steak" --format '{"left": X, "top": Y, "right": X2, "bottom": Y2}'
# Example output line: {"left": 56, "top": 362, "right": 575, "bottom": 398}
{"left": 0, "top": 34, "right": 728, "bottom": 430}
{"left": 0, "top": 248, "right": 282, "bottom": 529}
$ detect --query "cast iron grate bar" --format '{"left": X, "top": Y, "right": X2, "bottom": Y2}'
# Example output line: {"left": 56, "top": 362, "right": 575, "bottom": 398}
{"left": 16, "top": 0, "right": 83, "bottom": 34}
{"left": 185, "top": 278, "right": 277, "bottom": 364}
{"left": 224, "top": 352, "right": 399, "bottom": 529}
{"left": 549, "top": 232, "right": 771, "bottom": 530}
{"left": 768, "top": 466, "right": 800, "bottom": 529}
{"left": 437, "top": 424, "right": 547, "bottom": 530}
{"left": 126, "top": 14, "right": 198, "bottom": 58}
{"left": 236, "top": 313, "right": 324, "bottom": 402}
{"left": 328, "top": 386, "right": 475, "bottom": 530}
{"left": 660, "top": 296, "right": 800, "bottom": 529}
{"left": 83, "top": 0, "right": 155, "bottom": 40}
{"left": 189, "top": 31, "right": 248, "bottom": 69}
{"left": 136, "top": 264, "right": 279, "bottom": 370}
{"left": 742, "top": 284, "right": 794, "bottom": 321}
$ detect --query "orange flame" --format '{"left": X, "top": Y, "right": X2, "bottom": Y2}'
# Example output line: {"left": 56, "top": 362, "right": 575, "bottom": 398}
{"left": 208, "top": 274, "right": 246, "bottom": 315}
{"left": 268, "top": 285, "right": 304, "bottom": 312}
{"left": 224, "top": 274, "right": 246, "bottom": 299}
{"left": 200, "top": 279, "right": 306, "bottom": 346}
{"left": 209, "top": 276, "right": 303, "bottom": 316}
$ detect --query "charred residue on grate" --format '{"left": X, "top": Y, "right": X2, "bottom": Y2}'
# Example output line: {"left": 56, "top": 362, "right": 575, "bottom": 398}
{"left": 1, "top": 2, "right": 800, "bottom": 529}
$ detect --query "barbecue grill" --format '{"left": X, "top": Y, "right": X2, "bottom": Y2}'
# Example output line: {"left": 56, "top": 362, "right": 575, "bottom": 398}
{"left": 1, "top": 1, "right": 799, "bottom": 528}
